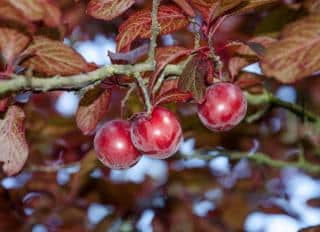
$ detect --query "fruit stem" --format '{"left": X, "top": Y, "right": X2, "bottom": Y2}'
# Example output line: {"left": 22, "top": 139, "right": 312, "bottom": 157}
{"left": 134, "top": 72, "right": 152, "bottom": 114}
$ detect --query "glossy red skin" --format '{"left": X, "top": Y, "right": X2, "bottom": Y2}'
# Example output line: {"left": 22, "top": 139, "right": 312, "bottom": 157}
{"left": 198, "top": 82, "right": 247, "bottom": 132}
{"left": 94, "top": 120, "right": 142, "bottom": 169}
{"left": 131, "top": 107, "right": 183, "bottom": 159}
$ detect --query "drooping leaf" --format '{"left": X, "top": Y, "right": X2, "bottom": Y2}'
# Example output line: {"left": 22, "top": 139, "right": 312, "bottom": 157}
{"left": 86, "top": 0, "right": 135, "bottom": 21}
{"left": 22, "top": 36, "right": 89, "bottom": 76}
{"left": 116, "top": 5, "right": 189, "bottom": 51}
{"left": 76, "top": 88, "right": 111, "bottom": 135}
{"left": 0, "top": 106, "right": 28, "bottom": 176}
{"left": 261, "top": 15, "right": 320, "bottom": 83}
{"left": 178, "top": 54, "right": 207, "bottom": 102}
{"left": 149, "top": 46, "right": 191, "bottom": 92}
{"left": 154, "top": 88, "right": 193, "bottom": 105}
{"left": 228, "top": 36, "right": 276, "bottom": 78}
{"left": 173, "top": 0, "right": 196, "bottom": 17}
{"left": 0, "top": 28, "right": 31, "bottom": 63}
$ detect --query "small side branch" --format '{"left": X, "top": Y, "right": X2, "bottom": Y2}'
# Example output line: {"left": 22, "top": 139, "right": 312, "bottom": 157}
{"left": 186, "top": 151, "right": 320, "bottom": 174}
{"left": 245, "top": 91, "right": 320, "bottom": 126}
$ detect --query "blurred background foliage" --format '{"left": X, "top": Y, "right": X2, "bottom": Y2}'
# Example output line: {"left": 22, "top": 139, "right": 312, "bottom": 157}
{"left": 0, "top": 0, "right": 320, "bottom": 231}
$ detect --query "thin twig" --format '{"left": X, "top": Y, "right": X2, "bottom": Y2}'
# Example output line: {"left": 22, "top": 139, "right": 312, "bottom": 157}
{"left": 121, "top": 83, "right": 136, "bottom": 118}
{"left": 134, "top": 72, "right": 152, "bottom": 113}
{"left": 245, "top": 91, "right": 320, "bottom": 126}
{"left": 185, "top": 151, "right": 320, "bottom": 174}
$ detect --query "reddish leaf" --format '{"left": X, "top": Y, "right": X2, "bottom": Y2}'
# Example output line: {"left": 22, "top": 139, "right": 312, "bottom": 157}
{"left": 233, "top": 0, "right": 277, "bottom": 15}
{"left": 87, "top": 0, "right": 135, "bottom": 20}
{"left": 299, "top": 225, "right": 320, "bottom": 232}
{"left": 261, "top": 15, "right": 320, "bottom": 83}
{"left": 173, "top": 0, "right": 196, "bottom": 17}
{"left": 0, "top": 2, "right": 29, "bottom": 25}
{"left": 6, "top": 0, "right": 61, "bottom": 27}
{"left": 42, "top": 1, "right": 62, "bottom": 27}
{"left": 234, "top": 72, "right": 263, "bottom": 93}
{"left": 189, "top": 0, "right": 276, "bottom": 23}
{"left": 178, "top": 54, "right": 207, "bottom": 102}
{"left": 206, "top": 59, "right": 215, "bottom": 84}
{"left": 155, "top": 46, "right": 191, "bottom": 78}
{"left": 63, "top": 2, "right": 87, "bottom": 33}
{"left": 228, "top": 36, "right": 276, "bottom": 78}
{"left": 154, "top": 88, "right": 193, "bottom": 105}
{"left": 108, "top": 44, "right": 149, "bottom": 64}
{"left": 212, "top": 0, "right": 243, "bottom": 20}
{"left": 0, "top": 28, "right": 31, "bottom": 63}
{"left": 189, "top": 0, "right": 218, "bottom": 23}
{"left": 76, "top": 88, "right": 111, "bottom": 135}
{"left": 8, "top": 0, "right": 44, "bottom": 21}
{"left": 22, "top": 36, "right": 89, "bottom": 76}
{"left": 158, "top": 79, "right": 179, "bottom": 96}
{"left": 149, "top": 46, "right": 191, "bottom": 91}
{"left": 0, "top": 98, "right": 9, "bottom": 113}
{"left": 116, "top": 5, "right": 189, "bottom": 51}
{"left": 0, "top": 106, "right": 28, "bottom": 176}
{"left": 304, "top": 0, "right": 320, "bottom": 13}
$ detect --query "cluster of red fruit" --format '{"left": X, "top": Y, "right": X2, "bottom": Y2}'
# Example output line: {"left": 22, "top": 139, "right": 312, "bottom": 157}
{"left": 94, "top": 82, "right": 247, "bottom": 169}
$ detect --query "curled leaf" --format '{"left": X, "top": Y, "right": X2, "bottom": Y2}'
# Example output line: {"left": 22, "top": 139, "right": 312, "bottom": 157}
{"left": 0, "top": 106, "right": 28, "bottom": 176}
{"left": 108, "top": 43, "right": 149, "bottom": 64}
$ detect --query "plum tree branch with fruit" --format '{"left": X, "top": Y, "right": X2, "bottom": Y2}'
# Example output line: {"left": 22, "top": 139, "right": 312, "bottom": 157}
{"left": 0, "top": 0, "right": 319, "bottom": 176}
